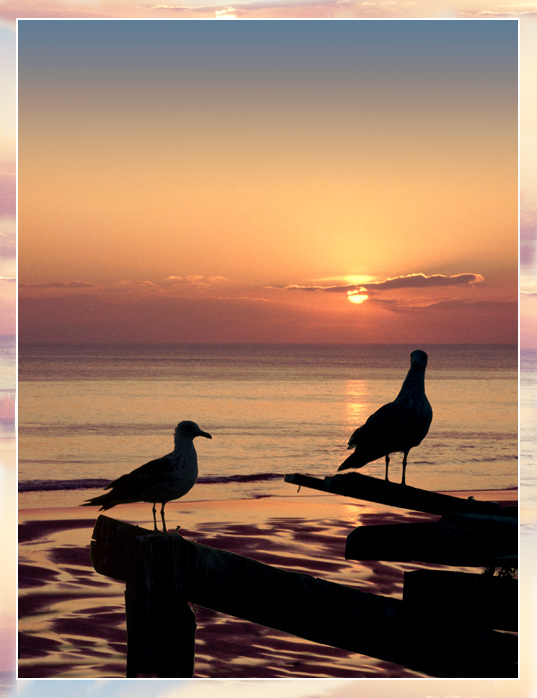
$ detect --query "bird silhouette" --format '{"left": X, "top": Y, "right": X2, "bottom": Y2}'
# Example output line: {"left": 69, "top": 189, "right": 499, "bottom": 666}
{"left": 82, "top": 420, "right": 212, "bottom": 532}
{"left": 338, "top": 349, "right": 432, "bottom": 485}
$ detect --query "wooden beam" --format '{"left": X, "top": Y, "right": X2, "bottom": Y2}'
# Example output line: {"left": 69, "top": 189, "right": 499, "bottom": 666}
{"left": 285, "top": 472, "right": 517, "bottom": 519}
{"left": 90, "top": 515, "right": 517, "bottom": 678}
{"left": 345, "top": 513, "right": 517, "bottom": 567}
{"left": 403, "top": 570, "right": 517, "bottom": 632}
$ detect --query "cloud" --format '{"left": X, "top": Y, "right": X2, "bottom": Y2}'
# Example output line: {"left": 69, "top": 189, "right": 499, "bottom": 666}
{"left": 351, "top": 297, "right": 516, "bottom": 317}
{"left": 271, "top": 283, "right": 362, "bottom": 293}
{"left": 18, "top": 276, "right": 232, "bottom": 301}
{"left": 19, "top": 280, "right": 100, "bottom": 289}
{"left": 272, "top": 273, "right": 485, "bottom": 294}
{"left": 166, "top": 275, "right": 228, "bottom": 286}
{"left": 365, "top": 272, "right": 484, "bottom": 290}
{"left": 399, "top": 298, "right": 516, "bottom": 313}
{"left": 105, "top": 276, "right": 229, "bottom": 296}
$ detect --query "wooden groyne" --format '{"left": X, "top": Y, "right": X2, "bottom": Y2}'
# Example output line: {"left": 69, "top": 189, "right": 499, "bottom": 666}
{"left": 90, "top": 495, "right": 517, "bottom": 679}
{"left": 285, "top": 472, "right": 518, "bottom": 568}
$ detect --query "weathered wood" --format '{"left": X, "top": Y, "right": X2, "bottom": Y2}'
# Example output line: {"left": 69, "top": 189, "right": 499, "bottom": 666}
{"left": 345, "top": 512, "right": 517, "bottom": 567}
{"left": 285, "top": 472, "right": 517, "bottom": 519}
{"left": 90, "top": 515, "right": 517, "bottom": 678}
{"left": 90, "top": 517, "right": 196, "bottom": 677}
{"left": 124, "top": 536, "right": 197, "bottom": 678}
{"left": 403, "top": 570, "right": 517, "bottom": 632}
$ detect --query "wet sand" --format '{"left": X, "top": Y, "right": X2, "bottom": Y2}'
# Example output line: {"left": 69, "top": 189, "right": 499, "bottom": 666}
{"left": 18, "top": 490, "right": 517, "bottom": 679}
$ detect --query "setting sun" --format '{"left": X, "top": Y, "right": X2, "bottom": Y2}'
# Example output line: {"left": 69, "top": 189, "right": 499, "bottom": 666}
{"left": 347, "top": 291, "right": 369, "bottom": 304}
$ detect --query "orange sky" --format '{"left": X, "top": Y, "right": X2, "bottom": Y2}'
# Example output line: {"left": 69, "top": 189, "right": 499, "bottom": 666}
{"left": 17, "top": 19, "right": 518, "bottom": 344}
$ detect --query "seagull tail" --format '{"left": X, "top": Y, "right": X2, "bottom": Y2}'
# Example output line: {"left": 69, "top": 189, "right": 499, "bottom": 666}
{"left": 337, "top": 451, "right": 367, "bottom": 472}
{"left": 80, "top": 492, "right": 116, "bottom": 510}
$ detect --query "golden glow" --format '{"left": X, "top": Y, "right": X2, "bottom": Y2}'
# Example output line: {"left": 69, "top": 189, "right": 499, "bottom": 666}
{"left": 347, "top": 291, "right": 369, "bottom": 304}
{"left": 340, "top": 275, "right": 377, "bottom": 285}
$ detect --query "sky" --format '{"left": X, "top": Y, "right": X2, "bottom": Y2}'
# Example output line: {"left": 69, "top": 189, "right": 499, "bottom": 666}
{"left": 17, "top": 19, "right": 518, "bottom": 344}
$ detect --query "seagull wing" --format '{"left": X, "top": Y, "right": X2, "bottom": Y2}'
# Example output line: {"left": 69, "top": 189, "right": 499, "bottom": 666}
{"left": 348, "top": 400, "right": 400, "bottom": 449}
{"left": 342, "top": 399, "right": 426, "bottom": 470}
{"left": 104, "top": 455, "right": 173, "bottom": 501}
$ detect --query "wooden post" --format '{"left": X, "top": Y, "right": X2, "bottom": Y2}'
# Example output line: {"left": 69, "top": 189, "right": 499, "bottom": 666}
{"left": 124, "top": 535, "right": 197, "bottom": 677}
{"left": 90, "top": 515, "right": 518, "bottom": 679}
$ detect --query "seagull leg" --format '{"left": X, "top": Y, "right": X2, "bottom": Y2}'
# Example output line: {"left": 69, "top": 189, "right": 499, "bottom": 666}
{"left": 384, "top": 455, "right": 390, "bottom": 481}
{"left": 152, "top": 503, "right": 158, "bottom": 532}
{"left": 401, "top": 452, "right": 408, "bottom": 486}
{"left": 161, "top": 503, "right": 167, "bottom": 534}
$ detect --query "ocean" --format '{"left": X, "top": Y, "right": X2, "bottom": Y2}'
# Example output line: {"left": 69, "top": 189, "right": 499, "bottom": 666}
{"left": 18, "top": 343, "right": 518, "bottom": 511}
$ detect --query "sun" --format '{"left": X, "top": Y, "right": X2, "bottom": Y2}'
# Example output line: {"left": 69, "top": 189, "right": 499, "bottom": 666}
{"left": 347, "top": 291, "right": 369, "bottom": 305}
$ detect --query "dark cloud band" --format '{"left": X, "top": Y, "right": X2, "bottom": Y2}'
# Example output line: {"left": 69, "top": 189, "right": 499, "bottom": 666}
{"left": 274, "top": 273, "right": 484, "bottom": 293}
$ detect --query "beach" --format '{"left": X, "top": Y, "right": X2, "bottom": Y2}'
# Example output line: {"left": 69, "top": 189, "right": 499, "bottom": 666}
{"left": 18, "top": 488, "right": 517, "bottom": 680}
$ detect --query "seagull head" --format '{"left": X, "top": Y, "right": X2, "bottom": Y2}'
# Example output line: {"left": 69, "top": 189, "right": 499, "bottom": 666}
{"left": 175, "top": 420, "right": 212, "bottom": 441}
{"left": 410, "top": 349, "right": 428, "bottom": 369}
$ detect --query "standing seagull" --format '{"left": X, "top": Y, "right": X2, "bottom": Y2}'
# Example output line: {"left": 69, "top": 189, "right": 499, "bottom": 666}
{"left": 338, "top": 350, "right": 432, "bottom": 485}
{"left": 82, "top": 420, "right": 212, "bottom": 532}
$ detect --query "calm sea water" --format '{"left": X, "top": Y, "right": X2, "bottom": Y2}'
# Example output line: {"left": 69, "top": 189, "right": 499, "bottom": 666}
{"left": 17, "top": 343, "right": 518, "bottom": 510}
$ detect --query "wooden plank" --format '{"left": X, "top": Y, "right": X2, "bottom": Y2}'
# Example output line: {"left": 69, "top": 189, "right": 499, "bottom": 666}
{"left": 403, "top": 570, "right": 517, "bottom": 632}
{"left": 345, "top": 514, "right": 517, "bottom": 567}
{"left": 90, "top": 515, "right": 517, "bottom": 678}
{"left": 285, "top": 472, "right": 517, "bottom": 519}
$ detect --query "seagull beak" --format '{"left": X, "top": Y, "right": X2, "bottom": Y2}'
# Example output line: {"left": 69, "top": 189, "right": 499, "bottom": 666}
{"left": 199, "top": 430, "right": 212, "bottom": 439}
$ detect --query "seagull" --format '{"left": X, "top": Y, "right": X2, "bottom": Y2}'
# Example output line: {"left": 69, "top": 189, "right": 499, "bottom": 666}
{"left": 81, "top": 420, "right": 212, "bottom": 532}
{"left": 338, "top": 349, "right": 432, "bottom": 485}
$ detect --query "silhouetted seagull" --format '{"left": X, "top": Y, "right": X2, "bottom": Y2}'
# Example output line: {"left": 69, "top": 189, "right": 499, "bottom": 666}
{"left": 338, "top": 349, "right": 432, "bottom": 485}
{"left": 82, "top": 421, "right": 212, "bottom": 532}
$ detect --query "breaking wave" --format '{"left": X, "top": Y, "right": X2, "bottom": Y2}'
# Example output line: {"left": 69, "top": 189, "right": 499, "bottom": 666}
{"left": 19, "top": 472, "right": 283, "bottom": 493}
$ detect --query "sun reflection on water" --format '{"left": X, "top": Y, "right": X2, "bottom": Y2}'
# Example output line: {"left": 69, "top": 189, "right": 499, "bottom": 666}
{"left": 343, "top": 379, "right": 373, "bottom": 430}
